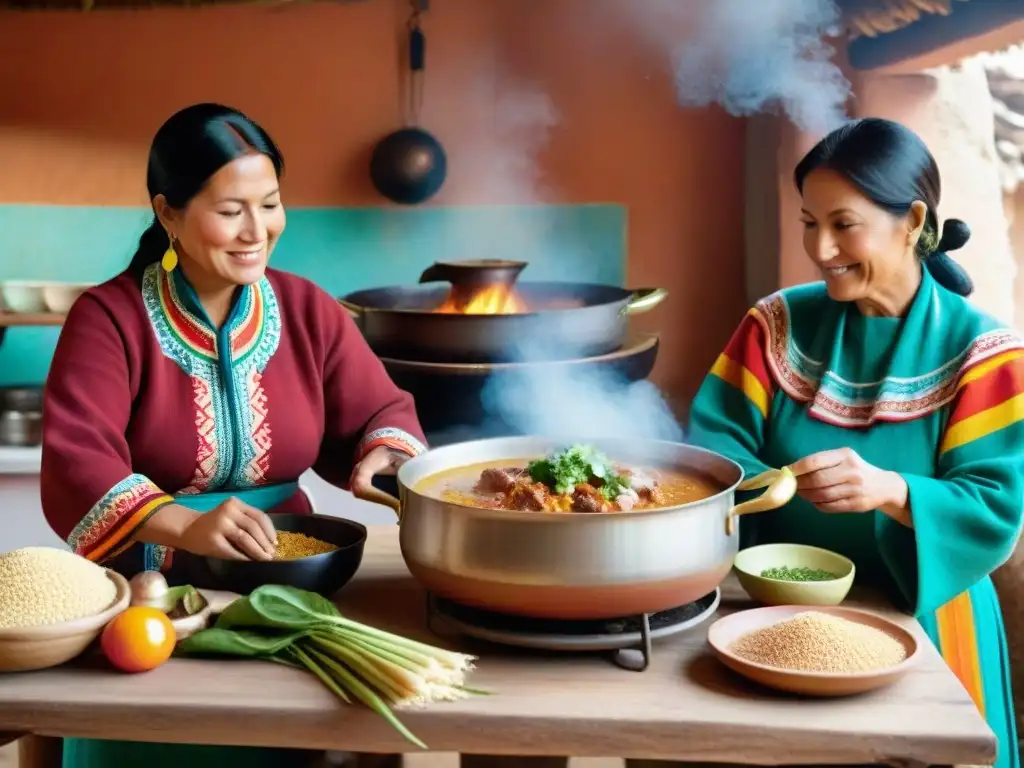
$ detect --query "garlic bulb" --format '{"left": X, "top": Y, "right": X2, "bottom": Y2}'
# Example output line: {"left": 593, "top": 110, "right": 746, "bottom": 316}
{"left": 129, "top": 570, "right": 170, "bottom": 608}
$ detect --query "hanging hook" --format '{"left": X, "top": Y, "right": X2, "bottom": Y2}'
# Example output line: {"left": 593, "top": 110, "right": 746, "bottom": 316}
{"left": 404, "top": 0, "right": 428, "bottom": 122}
{"left": 408, "top": 0, "right": 427, "bottom": 29}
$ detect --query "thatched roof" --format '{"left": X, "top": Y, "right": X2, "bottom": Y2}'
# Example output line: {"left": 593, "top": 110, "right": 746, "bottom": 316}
{"left": 844, "top": 0, "right": 971, "bottom": 40}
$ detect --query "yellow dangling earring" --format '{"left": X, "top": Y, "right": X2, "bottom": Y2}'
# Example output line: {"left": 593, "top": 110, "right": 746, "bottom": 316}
{"left": 161, "top": 235, "right": 178, "bottom": 272}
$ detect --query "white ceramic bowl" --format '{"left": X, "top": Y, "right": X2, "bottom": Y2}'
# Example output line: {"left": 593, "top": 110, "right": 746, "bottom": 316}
{"left": 42, "top": 283, "right": 91, "bottom": 314}
{"left": 0, "top": 282, "right": 47, "bottom": 314}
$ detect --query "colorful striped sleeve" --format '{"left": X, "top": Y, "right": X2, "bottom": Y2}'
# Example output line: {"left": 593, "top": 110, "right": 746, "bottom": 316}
{"left": 878, "top": 347, "right": 1024, "bottom": 618}
{"left": 41, "top": 294, "right": 174, "bottom": 563}
{"left": 687, "top": 308, "right": 776, "bottom": 480}
{"left": 64, "top": 475, "right": 174, "bottom": 562}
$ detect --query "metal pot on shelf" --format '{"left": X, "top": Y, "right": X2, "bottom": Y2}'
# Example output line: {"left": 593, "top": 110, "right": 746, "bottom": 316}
{"left": 0, "top": 386, "right": 44, "bottom": 447}
{"left": 355, "top": 436, "right": 796, "bottom": 620}
{"left": 0, "top": 410, "right": 42, "bottom": 447}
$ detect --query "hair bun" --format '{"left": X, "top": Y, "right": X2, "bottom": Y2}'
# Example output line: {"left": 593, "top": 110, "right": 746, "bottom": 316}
{"left": 937, "top": 218, "right": 970, "bottom": 252}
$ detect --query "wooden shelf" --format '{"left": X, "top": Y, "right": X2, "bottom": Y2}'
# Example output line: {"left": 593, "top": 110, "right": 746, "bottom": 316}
{"left": 0, "top": 313, "right": 65, "bottom": 327}
{"left": 0, "top": 446, "right": 42, "bottom": 475}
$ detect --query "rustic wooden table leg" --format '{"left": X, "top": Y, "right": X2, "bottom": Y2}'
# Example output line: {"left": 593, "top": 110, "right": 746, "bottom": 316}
{"left": 18, "top": 735, "right": 63, "bottom": 768}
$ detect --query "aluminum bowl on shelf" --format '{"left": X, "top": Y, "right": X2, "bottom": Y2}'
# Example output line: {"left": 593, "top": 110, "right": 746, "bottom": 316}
{"left": 0, "top": 386, "right": 44, "bottom": 413}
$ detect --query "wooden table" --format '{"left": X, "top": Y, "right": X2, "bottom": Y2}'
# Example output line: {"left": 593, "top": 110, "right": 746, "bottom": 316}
{"left": 0, "top": 525, "right": 996, "bottom": 767}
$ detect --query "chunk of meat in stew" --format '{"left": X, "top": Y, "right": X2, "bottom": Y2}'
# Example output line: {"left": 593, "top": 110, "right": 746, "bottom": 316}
{"left": 571, "top": 483, "right": 608, "bottom": 513}
{"left": 505, "top": 480, "right": 549, "bottom": 511}
{"left": 476, "top": 467, "right": 524, "bottom": 494}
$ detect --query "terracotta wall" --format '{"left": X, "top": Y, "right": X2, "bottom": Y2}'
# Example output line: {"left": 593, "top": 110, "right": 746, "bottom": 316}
{"left": 0, "top": 0, "right": 747, "bottom": 404}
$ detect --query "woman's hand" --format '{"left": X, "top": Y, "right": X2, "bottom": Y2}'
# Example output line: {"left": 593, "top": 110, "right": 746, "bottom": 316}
{"left": 350, "top": 446, "right": 411, "bottom": 496}
{"left": 176, "top": 497, "right": 278, "bottom": 561}
{"left": 788, "top": 447, "right": 909, "bottom": 516}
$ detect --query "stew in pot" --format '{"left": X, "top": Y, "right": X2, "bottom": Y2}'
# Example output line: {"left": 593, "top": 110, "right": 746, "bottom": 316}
{"left": 414, "top": 444, "right": 723, "bottom": 514}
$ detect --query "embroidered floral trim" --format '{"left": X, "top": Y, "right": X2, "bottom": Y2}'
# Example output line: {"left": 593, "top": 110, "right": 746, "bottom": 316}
{"left": 356, "top": 427, "right": 427, "bottom": 462}
{"left": 144, "top": 543, "right": 170, "bottom": 572}
{"left": 67, "top": 473, "right": 173, "bottom": 562}
{"left": 756, "top": 292, "right": 1024, "bottom": 427}
{"left": 141, "top": 264, "right": 281, "bottom": 491}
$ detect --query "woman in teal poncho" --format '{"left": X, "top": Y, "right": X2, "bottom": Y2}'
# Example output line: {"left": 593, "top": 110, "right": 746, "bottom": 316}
{"left": 469, "top": 120, "right": 1022, "bottom": 768}
{"left": 627, "top": 117, "right": 1022, "bottom": 768}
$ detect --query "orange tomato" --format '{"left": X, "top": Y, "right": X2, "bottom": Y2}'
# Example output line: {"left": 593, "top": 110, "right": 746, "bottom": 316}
{"left": 101, "top": 606, "right": 176, "bottom": 673}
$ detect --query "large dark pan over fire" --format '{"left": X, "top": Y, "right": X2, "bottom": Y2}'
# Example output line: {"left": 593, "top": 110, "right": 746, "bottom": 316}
{"left": 338, "top": 260, "right": 667, "bottom": 364}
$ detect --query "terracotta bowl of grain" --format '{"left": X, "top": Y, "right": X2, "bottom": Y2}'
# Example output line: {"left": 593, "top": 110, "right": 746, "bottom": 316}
{"left": 176, "top": 513, "right": 368, "bottom": 597}
{"left": 707, "top": 604, "right": 920, "bottom": 696}
{"left": 0, "top": 570, "right": 131, "bottom": 672}
{"left": 733, "top": 543, "right": 855, "bottom": 607}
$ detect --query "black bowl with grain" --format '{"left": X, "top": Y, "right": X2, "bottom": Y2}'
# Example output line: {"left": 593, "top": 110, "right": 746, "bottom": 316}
{"left": 178, "top": 513, "right": 368, "bottom": 597}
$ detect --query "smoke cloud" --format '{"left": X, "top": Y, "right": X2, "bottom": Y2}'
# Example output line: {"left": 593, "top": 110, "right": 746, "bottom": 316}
{"left": 435, "top": 2, "right": 852, "bottom": 445}
{"left": 593, "top": 0, "right": 851, "bottom": 134}
{"left": 480, "top": 333, "right": 685, "bottom": 444}
{"left": 442, "top": 64, "right": 684, "bottom": 443}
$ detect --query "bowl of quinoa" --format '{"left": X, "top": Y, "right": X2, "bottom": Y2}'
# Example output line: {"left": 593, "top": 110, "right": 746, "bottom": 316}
{"left": 0, "top": 546, "right": 130, "bottom": 672}
{"left": 177, "top": 513, "right": 368, "bottom": 598}
{"left": 707, "top": 605, "right": 919, "bottom": 696}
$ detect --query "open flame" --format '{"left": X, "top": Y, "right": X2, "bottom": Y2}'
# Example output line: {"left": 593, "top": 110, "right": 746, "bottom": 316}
{"left": 435, "top": 283, "right": 528, "bottom": 315}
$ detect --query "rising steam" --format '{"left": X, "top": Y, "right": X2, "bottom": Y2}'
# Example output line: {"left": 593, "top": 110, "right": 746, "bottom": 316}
{"left": 595, "top": 0, "right": 851, "bottom": 133}
{"left": 449, "top": 65, "right": 685, "bottom": 443}
{"left": 480, "top": 333, "right": 685, "bottom": 443}
{"left": 441, "top": 3, "right": 851, "bottom": 444}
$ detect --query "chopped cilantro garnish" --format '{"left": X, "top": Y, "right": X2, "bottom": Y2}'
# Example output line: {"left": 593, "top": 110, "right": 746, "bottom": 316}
{"left": 527, "top": 444, "right": 632, "bottom": 498}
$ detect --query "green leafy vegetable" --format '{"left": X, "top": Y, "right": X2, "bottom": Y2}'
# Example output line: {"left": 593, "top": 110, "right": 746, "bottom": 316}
{"left": 176, "top": 584, "right": 480, "bottom": 748}
{"left": 527, "top": 444, "right": 632, "bottom": 499}
{"left": 597, "top": 475, "right": 631, "bottom": 502}
{"left": 168, "top": 585, "right": 208, "bottom": 619}
{"left": 760, "top": 566, "right": 840, "bottom": 582}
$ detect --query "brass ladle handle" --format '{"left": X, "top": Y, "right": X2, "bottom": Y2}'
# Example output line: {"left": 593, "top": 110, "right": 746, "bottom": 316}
{"left": 725, "top": 467, "right": 797, "bottom": 536}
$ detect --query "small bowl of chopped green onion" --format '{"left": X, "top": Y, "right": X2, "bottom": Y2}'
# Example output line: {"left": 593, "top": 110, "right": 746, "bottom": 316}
{"left": 732, "top": 543, "right": 855, "bottom": 607}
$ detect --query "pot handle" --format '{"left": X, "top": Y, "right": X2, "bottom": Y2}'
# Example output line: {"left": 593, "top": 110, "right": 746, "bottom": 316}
{"left": 725, "top": 466, "right": 797, "bottom": 536}
{"left": 353, "top": 485, "right": 403, "bottom": 522}
{"left": 621, "top": 288, "right": 668, "bottom": 316}
{"left": 417, "top": 263, "right": 451, "bottom": 284}
{"left": 337, "top": 298, "right": 365, "bottom": 320}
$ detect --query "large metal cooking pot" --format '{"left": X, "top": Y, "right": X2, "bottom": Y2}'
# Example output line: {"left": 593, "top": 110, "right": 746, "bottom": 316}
{"left": 338, "top": 261, "right": 667, "bottom": 363}
{"left": 356, "top": 436, "right": 796, "bottom": 620}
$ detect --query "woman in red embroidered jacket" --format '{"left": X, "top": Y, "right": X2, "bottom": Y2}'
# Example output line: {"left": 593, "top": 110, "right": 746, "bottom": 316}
{"left": 41, "top": 103, "right": 426, "bottom": 768}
